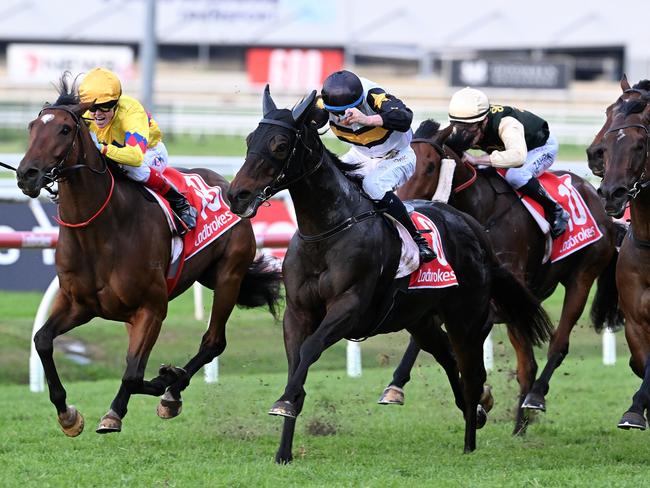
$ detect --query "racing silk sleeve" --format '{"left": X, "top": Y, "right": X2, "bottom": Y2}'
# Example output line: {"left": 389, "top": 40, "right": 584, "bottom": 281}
{"left": 488, "top": 116, "right": 528, "bottom": 168}
{"left": 104, "top": 102, "right": 151, "bottom": 167}
{"left": 366, "top": 88, "right": 413, "bottom": 132}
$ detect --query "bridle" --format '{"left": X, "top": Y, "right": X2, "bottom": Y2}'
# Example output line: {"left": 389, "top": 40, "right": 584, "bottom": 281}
{"left": 411, "top": 137, "right": 477, "bottom": 194}
{"left": 35, "top": 106, "right": 114, "bottom": 227}
{"left": 604, "top": 122, "right": 650, "bottom": 199}
{"left": 248, "top": 117, "right": 324, "bottom": 207}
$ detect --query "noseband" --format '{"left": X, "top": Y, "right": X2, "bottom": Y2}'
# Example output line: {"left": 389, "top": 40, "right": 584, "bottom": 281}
{"left": 604, "top": 122, "right": 650, "bottom": 199}
{"left": 250, "top": 118, "right": 324, "bottom": 206}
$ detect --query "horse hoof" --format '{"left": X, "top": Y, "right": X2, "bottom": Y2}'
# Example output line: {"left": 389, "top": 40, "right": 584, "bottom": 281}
{"left": 96, "top": 409, "right": 122, "bottom": 434}
{"left": 269, "top": 400, "right": 297, "bottom": 418}
{"left": 58, "top": 405, "right": 85, "bottom": 437}
{"left": 617, "top": 411, "right": 647, "bottom": 430}
{"left": 377, "top": 385, "right": 405, "bottom": 405}
{"left": 157, "top": 390, "right": 183, "bottom": 419}
{"left": 477, "top": 405, "right": 488, "bottom": 429}
{"left": 479, "top": 385, "right": 494, "bottom": 413}
{"left": 521, "top": 391, "right": 546, "bottom": 412}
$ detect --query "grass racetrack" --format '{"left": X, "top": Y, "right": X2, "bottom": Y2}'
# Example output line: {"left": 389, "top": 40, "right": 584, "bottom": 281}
{"left": 0, "top": 289, "right": 647, "bottom": 487}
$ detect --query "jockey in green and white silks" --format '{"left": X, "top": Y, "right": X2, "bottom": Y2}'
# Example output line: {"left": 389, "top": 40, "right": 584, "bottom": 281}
{"left": 448, "top": 87, "right": 569, "bottom": 239}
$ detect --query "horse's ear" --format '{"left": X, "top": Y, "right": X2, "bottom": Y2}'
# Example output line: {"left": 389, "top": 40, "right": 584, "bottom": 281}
{"left": 435, "top": 124, "right": 455, "bottom": 144}
{"left": 621, "top": 74, "right": 631, "bottom": 91}
{"left": 292, "top": 90, "right": 317, "bottom": 124}
{"left": 263, "top": 84, "right": 277, "bottom": 117}
{"left": 76, "top": 101, "right": 93, "bottom": 116}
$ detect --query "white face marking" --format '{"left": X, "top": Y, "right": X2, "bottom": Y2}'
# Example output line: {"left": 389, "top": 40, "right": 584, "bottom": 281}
{"left": 617, "top": 129, "right": 626, "bottom": 142}
{"left": 40, "top": 114, "right": 55, "bottom": 124}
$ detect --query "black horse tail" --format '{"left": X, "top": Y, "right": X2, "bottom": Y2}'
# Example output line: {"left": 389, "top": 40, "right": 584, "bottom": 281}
{"left": 459, "top": 212, "right": 553, "bottom": 346}
{"left": 590, "top": 223, "right": 626, "bottom": 332}
{"left": 489, "top": 264, "right": 554, "bottom": 346}
{"left": 236, "top": 255, "right": 283, "bottom": 319}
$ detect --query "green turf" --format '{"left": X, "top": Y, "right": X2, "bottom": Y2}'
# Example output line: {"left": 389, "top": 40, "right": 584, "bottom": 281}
{"left": 0, "top": 285, "right": 642, "bottom": 486}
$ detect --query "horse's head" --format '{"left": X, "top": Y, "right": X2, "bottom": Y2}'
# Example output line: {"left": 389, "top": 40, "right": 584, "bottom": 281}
{"left": 400, "top": 119, "right": 455, "bottom": 200}
{"left": 587, "top": 75, "right": 634, "bottom": 178}
{"left": 597, "top": 87, "right": 650, "bottom": 217}
{"left": 228, "top": 85, "right": 317, "bottom": 217}
{"left": 16, "top": 75, "right": 93, "bottom": 197}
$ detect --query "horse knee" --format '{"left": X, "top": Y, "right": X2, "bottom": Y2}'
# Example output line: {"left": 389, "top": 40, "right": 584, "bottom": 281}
{"left": 121, "top": 375, "right": 144, "bottom": 392}
{"left": 33, "top": 329, "right": 53, "bottom": 356}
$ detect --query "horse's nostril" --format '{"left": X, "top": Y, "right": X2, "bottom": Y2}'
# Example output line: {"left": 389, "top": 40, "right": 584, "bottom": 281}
{"left": 613, "top": 187, "right": 628, "bottom": 200}
{"left": 596, "top": 187, "right": 604, "bottom": 198}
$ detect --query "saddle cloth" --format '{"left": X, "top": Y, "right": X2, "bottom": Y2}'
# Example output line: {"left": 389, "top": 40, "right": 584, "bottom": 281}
{"left": 497, "top": 170, "right": 603, "bottom": 263}
{"left": 146, "top": 167, "right": 242, "bottom": 294}
{"left": 390, "top": 210, "right": 458, "bottom": 289}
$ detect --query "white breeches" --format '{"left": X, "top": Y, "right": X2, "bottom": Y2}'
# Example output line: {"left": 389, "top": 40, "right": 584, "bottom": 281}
{"left": 504, "top": 134, "right": 559, "bottom": 189}
{"left": 119, "top": 141, "right": 169, "bottom": 183}
{"left": 341, "top": 145, "right": 416, "bottom": 200}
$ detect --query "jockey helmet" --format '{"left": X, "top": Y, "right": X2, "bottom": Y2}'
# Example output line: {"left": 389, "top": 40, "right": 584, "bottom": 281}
{"left": 448, "top": 87, "right": 490, "bottom": 123}
{"left": 79, "top": 67, "right": 122, "bottom": 105}
{"left": 321, "top": 70, "right": 364, "bottom": 114}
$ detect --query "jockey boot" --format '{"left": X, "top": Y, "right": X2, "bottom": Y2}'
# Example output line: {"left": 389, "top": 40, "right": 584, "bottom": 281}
{"left": 518, "top": 177, "right": 570, "bottom": 239}
{"left": 380, "top": 191, "right": 436, "bottom": 263}
{"left": 144, "top": 168, "right": 198, "bottom": 235}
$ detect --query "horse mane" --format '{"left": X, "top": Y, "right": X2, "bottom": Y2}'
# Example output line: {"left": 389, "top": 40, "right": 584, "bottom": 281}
{"left": 51, "top": 71, "right": 80, "bottom": 106}
{"left": 632, "top": 80, "right": 650, "bottom": 92}
{"left": 303, "top": 121, "right": 364, "bottom": 187}
{"left": 414, "top": 119, "right": 441, "bottom": 139}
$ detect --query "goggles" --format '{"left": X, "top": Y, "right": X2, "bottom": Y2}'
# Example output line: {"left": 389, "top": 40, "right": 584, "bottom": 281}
{"left": 89, "top": 100, "right": 118, "bottom": 113}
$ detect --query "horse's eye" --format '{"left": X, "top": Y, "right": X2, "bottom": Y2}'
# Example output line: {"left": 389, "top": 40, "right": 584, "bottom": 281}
{"left": 276, "top": 143, "right": 288, "bottom": 153}
{"left": 61, "top": 126, "right": 71, "bottom": 135}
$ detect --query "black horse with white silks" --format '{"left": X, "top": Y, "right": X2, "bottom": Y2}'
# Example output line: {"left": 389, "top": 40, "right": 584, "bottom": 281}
{"left": 227, "top": 86, "right": 553, "bottom": 463}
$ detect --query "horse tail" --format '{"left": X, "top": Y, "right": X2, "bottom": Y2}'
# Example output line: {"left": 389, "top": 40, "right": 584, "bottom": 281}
{"left": 590, "top": 223, "right": 625, "bottom": 332}
{"left": 489, "top": 264, "right": 554, "bottom": 346}
{"left": 236, "top": 255, "right": 283, "bottom": 319}
{"left": 457, "top": 211, "right": 553, "bottom": 346}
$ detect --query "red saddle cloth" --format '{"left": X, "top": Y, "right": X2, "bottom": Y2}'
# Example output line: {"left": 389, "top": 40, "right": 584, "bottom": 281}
{"left": 408, "top": 211, "right": 459, "bottom": 290}
{"left": 498, "top": 171, "right": 603, "bottom": 263}
{"left": 154, "top": 168, "right": 241, "bottom": 294}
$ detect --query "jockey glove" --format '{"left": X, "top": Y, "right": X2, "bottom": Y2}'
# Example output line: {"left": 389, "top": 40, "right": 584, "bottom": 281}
{"left": 90, "top": 131, "right": 104, "bottom": 153}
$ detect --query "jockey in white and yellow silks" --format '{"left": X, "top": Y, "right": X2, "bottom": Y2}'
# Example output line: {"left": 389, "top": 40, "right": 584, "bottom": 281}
{"left": 318, "top": 70, "right": 435, "bottom": 263}
{"left": 78, "top": 67, "right": 197, "bottom": 233}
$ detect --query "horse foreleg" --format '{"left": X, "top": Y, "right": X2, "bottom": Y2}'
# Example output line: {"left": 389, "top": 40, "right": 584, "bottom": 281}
{"left": 33, "top": 293, "right": 93, "bottom": 437}
{"left": 618, "top": 321, "right": 650, "bottom": 430}
{"left": 272, "top": 298, "right": 356, "bottom": 463}
{"left": 378, "top": 336, "right": 422, "bottom": 405}
{"left": 524, "top": 280, "right": 590, "bottom": 414}
{"left": 506, "top": 324, "right": 538, "bottom": 436}
{"left": 98, "top": 308, "right": 164, "bottom": 434}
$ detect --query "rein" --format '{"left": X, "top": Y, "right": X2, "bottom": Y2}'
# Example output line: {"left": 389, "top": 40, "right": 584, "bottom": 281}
{"left": 38, "top": 106, "right": 114, "bottom": 227}
{"left": 255, "top": 117, "right": 380, "bottom": 243}
{"left": 411, "top": 138, "right": 477, "bottom": 193}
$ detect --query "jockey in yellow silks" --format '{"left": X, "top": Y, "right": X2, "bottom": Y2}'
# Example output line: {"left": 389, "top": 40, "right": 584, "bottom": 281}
{"left": 78, "top": 67, "right": 197, "bottom": 233}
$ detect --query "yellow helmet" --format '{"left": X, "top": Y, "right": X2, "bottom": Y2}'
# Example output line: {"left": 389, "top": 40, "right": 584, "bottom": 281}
{"left": 79, "top": 67, "right": 122, "bottom": 105}
{"left": 448, "top": 87, "right": 490, "bottom": 123}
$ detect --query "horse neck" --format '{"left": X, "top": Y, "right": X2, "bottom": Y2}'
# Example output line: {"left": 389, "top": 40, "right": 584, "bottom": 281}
{"left": 630, "top": 190, "right": 650, "bottom": 240}
{"left": 449, "top": 163, "right": 494, "bottom": 222}
{"left": 287, "top": 150, "right": 369, "bottom": 236}
{"left": 56, "top": 142, "right": 121, "bottom": 230}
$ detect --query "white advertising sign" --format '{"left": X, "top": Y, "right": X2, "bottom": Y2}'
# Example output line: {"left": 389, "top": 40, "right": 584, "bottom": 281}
{"left": 7, "top": 44, "right": 135, "bottom": 84}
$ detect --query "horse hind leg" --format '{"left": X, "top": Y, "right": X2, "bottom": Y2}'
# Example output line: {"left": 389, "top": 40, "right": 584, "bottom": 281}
{"left": 157, "top": 251, "right": 251, "bottom": 420}
{"left": 378, "top": 336, "right": 421, "bottom": 405}
{"left": 505, "top": 324, "right": 538, "bottom": 436}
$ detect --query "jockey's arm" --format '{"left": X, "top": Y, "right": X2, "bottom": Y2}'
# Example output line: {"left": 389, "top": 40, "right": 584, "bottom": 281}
{"left": 104, "top": 105, "right": 151, "bottom": 167}
{"left": 488, "top": 117, "right": 528, "bottom": 168}
{"left": 342, "top": 89, "right": 413, "bottom": 131}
